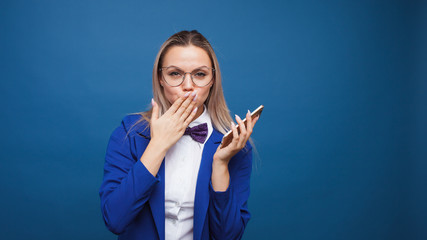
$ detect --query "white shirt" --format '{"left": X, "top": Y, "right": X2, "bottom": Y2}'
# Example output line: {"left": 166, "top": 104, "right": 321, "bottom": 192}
{"left": 164, "top": 106, "right": 213, "bottom": 240}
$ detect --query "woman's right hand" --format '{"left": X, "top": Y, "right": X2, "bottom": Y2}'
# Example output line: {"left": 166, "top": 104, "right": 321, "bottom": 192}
{"left": 149, "top": 91, "right": 199, "bottom": 151}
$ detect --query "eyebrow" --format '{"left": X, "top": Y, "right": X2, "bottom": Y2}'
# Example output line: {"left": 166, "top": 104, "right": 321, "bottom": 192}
{"left": 164, "top": 65, "right": 210, "bottom": 70}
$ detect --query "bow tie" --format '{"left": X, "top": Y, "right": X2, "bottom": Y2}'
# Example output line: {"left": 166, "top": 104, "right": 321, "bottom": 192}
{"left": 184, "top": 123, "right": 208, "bottom": 143}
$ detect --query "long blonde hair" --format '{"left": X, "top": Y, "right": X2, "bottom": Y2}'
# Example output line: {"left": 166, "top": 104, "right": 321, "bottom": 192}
{"left": 135, "top": 30, "right": 233, "bottom": 134}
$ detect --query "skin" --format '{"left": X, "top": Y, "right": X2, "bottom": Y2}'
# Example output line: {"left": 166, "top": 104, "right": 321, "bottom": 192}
{"left": 160, "top": 45, "right": 213, "bottom": 120}
{"left": 139, "top": 45, "right": 259, "bottom": 192}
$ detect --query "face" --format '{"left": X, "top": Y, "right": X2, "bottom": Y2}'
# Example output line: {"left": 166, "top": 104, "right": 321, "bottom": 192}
{"left": 160, "top": 45, "right": 214, "bottom": 118}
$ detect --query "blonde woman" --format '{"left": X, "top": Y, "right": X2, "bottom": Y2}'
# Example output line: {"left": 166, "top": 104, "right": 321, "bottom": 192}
{"left": 99, "top": 30, "right": 259, "bottom": 240}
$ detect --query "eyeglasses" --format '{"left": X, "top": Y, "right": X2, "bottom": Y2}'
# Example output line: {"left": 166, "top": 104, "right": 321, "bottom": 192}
{"left": 159, "top": 66, "right": 215, "bottom": 87}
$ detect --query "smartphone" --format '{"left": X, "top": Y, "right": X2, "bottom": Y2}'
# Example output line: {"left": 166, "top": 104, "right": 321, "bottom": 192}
{"left": 220, "top": 105, "right": 264, "bottom": 149}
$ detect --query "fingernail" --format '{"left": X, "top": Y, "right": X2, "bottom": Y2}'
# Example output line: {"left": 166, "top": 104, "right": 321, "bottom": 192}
{"left": 151, "top": 98, "right": 155, "bottom": 106}
{"left": 193, "top": 106, "right": 198, "bottom": 113}
{"left": 248, "top": 110, "right": 251, "bottom": 115}
{"left": 191, "top": 90, "right": 198, "bottom": 97}
{"left": 235, "top": 114, "right": 241, "bottom": 121}
{"left": 231, "top": 121, "right": 235, "bottom": 127}
{"left": 184, "top": 92, "right": 190, "bottom": 97}
{"left": 193, "top": 94, "right": 198, "bottom": 101}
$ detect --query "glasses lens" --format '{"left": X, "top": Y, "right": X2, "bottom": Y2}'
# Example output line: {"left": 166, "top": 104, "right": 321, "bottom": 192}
{"left": 191, "top": 67, "right": 213, "bottom": 87}
{"left": 162, "top": 66, "right": 214, "bottom": 87}
{"left": 162, "top": 67, "right": 183, "bottom": 86}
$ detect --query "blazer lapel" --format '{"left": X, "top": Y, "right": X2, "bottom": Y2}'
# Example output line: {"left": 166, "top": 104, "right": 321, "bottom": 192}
{"left": 148, "top": 160, "right": 165, "bottom": 240}
{"left": 136, "top": 126, "right": 166, "bottom": 240}
{"left": 193, "top": 129, "right": 223, "bottom": 240}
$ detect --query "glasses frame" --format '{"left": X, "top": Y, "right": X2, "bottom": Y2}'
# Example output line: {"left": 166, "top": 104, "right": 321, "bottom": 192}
{"left": 159, "top": 66, "right": 216, "bottom": 87}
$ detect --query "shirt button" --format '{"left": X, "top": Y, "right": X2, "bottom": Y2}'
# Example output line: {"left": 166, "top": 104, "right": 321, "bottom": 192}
{"left": 175, "top": 201, "right": 179, "bottom": 206}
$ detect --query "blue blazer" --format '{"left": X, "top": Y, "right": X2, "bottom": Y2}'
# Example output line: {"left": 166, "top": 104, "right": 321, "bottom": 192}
{"left": 99, "top": 115, "right": 252, "bottom": 240}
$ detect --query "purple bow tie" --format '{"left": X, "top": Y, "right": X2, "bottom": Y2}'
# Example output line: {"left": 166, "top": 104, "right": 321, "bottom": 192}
{"left": 184, "top": 123, "right": 208, "bottom": 143}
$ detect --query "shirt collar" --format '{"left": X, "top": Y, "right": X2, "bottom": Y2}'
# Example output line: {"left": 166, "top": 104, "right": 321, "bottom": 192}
{"left": 189, "top": 104, "right": 210, "bottom": 126}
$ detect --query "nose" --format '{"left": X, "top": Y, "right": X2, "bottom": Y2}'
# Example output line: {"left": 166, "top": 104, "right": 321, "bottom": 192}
{"left": 182, "top": 73, "right": 194, "bottom": 91}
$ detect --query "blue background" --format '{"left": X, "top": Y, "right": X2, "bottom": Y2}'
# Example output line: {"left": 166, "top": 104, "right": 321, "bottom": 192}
{"left": 1, "top": 0, "right": 426, "bottom": 239}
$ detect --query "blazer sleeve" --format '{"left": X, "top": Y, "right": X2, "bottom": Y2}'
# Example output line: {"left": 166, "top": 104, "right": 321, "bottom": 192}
{"left": 99, "top": 118, "right": 159, "bottom": 235}
{"left": 208, "top": 144, "right": 252, "bottom": 240}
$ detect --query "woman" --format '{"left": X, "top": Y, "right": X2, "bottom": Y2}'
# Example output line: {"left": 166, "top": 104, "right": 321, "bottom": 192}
{"left": 99, "top": 30, "right": 259, "bottom": 240}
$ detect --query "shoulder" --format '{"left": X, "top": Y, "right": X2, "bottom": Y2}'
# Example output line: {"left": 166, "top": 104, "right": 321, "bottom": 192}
{"left": 245, "top": 141, "right": 253, "bottom": 153}
{"left": 232, "top": 137, "right": 254, "bottom": 163}
{"left": 228, "top": 140, "right": 253, "bottom": 174}
{"left": 111, "top": 114, "right": 150, "bottom": 138}
{"left": 122, "top": 114, "right": 147, "bottom": 128}
{"left": 239, "top": 141, "right": 253, "bottom": 158}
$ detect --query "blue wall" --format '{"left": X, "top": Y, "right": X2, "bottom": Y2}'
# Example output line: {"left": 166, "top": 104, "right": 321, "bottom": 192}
{"left": 1, "top": 0, "right": 426, "bottom": 239}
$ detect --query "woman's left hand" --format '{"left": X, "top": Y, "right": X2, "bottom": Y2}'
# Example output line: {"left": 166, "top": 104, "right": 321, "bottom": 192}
{"left": 213, "top": 110, "right": 259, "bottom": 165}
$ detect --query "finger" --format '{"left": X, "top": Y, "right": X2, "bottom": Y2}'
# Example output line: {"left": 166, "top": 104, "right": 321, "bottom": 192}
{"left": 151, "top": 98, "right": 159, "bottom": 121}
{"left": 180, "top": 96, "right": 198, "bottom": 122}
{"left": 235, "top": 114, "right": 247, "bottom": 147}
{"left": 175, "top": 91, "right": 197, "bottom": 117}
{"left": 168, "top": 91, "right": 191, "bottom": 114}
{"left": 183, "top": 106, "right": 198, "bottom": 126}
{"left": 246, "top": 110, "right": 253, "bottom": 134}
{"left": 244, "top": 111, "right": 255, "bottom": 144}
{"left": 230, "top": 121, "right": 239, "bottom": 147}
{"left": 235, "top": 114, "right": 247, "bottom": 136}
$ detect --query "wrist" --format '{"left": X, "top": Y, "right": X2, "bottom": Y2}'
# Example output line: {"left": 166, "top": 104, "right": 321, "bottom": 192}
{"left": 148, "top": 138, "right": 169, "bottom": 155}
{"left": 212, "top": 158, "right": 229, "bottom": 171}
{"left": 139, "top": 137, "right": 168, "bottom": 177}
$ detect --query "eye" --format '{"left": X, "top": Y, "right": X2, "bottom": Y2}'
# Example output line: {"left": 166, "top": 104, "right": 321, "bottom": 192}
{"left": 194, "top": 72, "right": 207, "bottom": 77}
{"left": 168, "top": 71, "right": 181, "bottom": 76}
